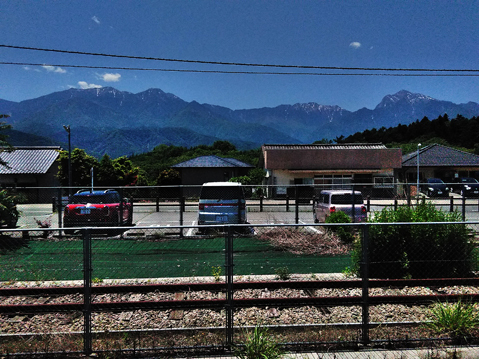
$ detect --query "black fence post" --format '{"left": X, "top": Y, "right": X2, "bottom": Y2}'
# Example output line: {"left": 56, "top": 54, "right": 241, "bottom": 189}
{"left": 259, "top": 195, "right": 263, "bottom": 212}
{"left": 181, "top": 196, "right": 186, "bottom": 213}
{"left": 179, "top": 197, "right": 184, "bottom": 238}
{"left": 156, "top": 197, "right": 160, "bottom": 212}
{"left": 394, "top": 198, "right": 398, "bottom": 211}
{"left": 119, "top": 188, "right": 124, "bottom": 226}
{"left": 57, "top": 188, "right": 63, "bottom": 238}
{"left": 361, "top": 224, "right": 370, "bottom": 345}
{"left": 82, "top": 228, "right": 92, "bottom": 356}
{"left": 462, "top": 196, "right": 466, "bottom": 221}
{"left": 367, "top": 195, "right": 370, "bottom": 212}
{"left": 407, "top": 184, "right": 411, "bottom": 207}
{"left": 312, "top": 195, "right": 315, "bottom": 213}
{"left": 295, "top": 188, "right": 299, "bottom": 224}
{"left": 352, "top": 185, "right": 356, "bottom": 223}
{"left": 450, "top": 196, "right": 454, "bottom": 212}
{"left": 225, "top": 226, "right": 234, "bottom": 352}
{"left": 286, "top": 195, "right": 289, "bottom": 212}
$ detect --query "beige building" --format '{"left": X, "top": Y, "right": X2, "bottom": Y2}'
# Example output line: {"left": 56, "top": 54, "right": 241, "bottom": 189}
{"left": 261, "top": 143, "right": 403, "bottom": 198}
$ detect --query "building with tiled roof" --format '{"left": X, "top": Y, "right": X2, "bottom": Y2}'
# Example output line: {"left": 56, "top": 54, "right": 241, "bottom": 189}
{"left": 401, "top": 143, "right": 479, "bottom": 183}
{"left": 261, "top": 143, "right": 403, "bottom": 198}
{"left": 172, "top": 155, "right": 254, "bottom": 195}
{"left": 0, "top": 146, "right": 61, "bottom": 202}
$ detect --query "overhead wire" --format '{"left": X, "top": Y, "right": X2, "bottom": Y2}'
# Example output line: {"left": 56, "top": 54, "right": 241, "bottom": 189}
{"left": 1, "top": 44, "right": 479, "bottom": 76}
{"left": 2, "top": 62, "right": 479, "bottom": 76}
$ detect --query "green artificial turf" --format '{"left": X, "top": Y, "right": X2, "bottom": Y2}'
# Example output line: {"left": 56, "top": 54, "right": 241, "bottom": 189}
{"left": 0, "top": 236, "right": 351, "bottom": 282}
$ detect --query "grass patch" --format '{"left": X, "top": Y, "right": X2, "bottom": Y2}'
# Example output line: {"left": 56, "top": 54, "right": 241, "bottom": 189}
{"left": 0, "top": 236, "right": 351, "bottom": 282}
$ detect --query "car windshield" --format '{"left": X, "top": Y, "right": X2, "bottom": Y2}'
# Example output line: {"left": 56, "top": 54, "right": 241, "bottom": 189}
{"left": 330, "top": 194, "right": 364, "bottom": 205}
{"left": 460, "top": 178, "right": 478, "bottom": 183}
{"left": 428, "top": 178, "right": 444, "bottom": 184}
{"left": 200, "top": 186, "right": 244, "bottom": 200}
{"left": 70, "top": 193, "right": 119, "bottom": 204}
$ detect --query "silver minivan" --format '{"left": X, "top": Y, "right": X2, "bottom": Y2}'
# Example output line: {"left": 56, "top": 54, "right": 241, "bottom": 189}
{"left": 198, "top": 182, "right": 247, "bottom": 230}
{"left": 314, "top": 190, "right": 367, "bottom": 223}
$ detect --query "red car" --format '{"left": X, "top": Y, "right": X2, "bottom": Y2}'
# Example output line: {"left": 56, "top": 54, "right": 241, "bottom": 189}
{"left": 63, "top": 189, "right": 132, "bottom": 233}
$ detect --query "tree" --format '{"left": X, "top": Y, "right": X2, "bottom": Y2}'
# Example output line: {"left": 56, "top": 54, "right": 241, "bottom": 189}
{"left": 0, "top": 115, "right": 14, "bottom": 168}
{"left": 57, "top": 148, "right": 99, "bottom": 187}
{"left": 212, "top": 140, "right": 236, "bottom": 153}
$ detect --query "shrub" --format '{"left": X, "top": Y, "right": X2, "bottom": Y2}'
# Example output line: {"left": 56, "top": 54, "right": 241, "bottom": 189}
{"left": 0, "top": 190, "right": 19, "bottom": 228}
{"left": 352, "top": 201, "right": 475, "bottom": 279}
{"left": 325, "top": 211, "right": 355, "bottom": 243}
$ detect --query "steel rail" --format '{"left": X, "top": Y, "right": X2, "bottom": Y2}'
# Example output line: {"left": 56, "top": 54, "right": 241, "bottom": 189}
{"left": 2, "top": 293, "right": 479, "bottom": 315}
{"left": 2, "top": 277, "right": 479, "bottom": 296}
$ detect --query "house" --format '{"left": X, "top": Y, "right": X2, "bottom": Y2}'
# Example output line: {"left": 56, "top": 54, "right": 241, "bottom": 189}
{"left": 261, "top": 143, "right": 403, "bottom": 198}
{"left": 0, "top": 146, "right": 61, "bottom": 202}
{"left": 401, "top": 143, "right": 479, "bottom": 184}
{"left": 172, "top": 155, "right": 254, "bottom": 196}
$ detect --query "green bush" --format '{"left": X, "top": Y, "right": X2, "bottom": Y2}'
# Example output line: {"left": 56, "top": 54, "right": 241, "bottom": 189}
{"left": 352, "top": 202, "right": 475, "bottom": 279}
{"left": 325, "top": 211, "right": 355, "bottom": 243}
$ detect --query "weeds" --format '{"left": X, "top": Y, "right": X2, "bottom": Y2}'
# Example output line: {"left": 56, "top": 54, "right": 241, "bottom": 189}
{"left": 425, "top": 299, "right": 479, "bottom": 343}
{"left": 235, "top": 325, "right": 284, "bottom": 359}
{"left": 211, "top": 265, "right": 222, "bottom": 282}
{"left": 274, "top": 266, "right": 290, "bottom": 280}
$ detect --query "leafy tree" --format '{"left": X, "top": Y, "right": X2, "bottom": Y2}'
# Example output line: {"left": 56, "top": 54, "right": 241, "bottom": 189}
{"left": 57, "top": 148, "right": 99, "bottom": 187}
{"left": 156, "top": 169, "right": 181, "bottom": 186}
{"left": 212, "top": 140, "right": 236, "bottom": 153}
{"left": 57, "top": 149, "right": 142, "bottom": 187}
{"left": 0, "top": 115, "right": 14, "bottom": 168}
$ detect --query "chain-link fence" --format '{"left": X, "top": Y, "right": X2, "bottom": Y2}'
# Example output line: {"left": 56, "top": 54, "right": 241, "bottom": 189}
{"left": 1, "top": 185, "right": 479, "bottom": 357}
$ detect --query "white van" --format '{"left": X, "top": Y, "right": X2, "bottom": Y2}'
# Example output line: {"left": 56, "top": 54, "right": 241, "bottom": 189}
{"left": 198, "top": 182, "right": 247, "bottom": 229}
{"left": 314, "top": 190, "right": 367, "bottom": 223}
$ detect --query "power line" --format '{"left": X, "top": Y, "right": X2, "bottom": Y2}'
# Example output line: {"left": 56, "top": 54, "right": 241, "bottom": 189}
{"left": 1, "top": 44, "right": 479, "bottom": 73}
{"left": 1, "top": 62, "right": 478, "bottom": 77}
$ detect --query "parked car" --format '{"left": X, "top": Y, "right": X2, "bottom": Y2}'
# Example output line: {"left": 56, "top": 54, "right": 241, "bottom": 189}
{"left": 314, "top": 190, "right": 367, "bottom": 223}
{"left": 197, "top": 182, "right": 247, "bottom": 232}
{"left": 63, "top": 189, "right": 133, "bottom": 233}
{"left": 452, "top": 177, "right": 479, "bottom": 197}
{"left": 421, "top": 178, "right": 450, "bottom": 197}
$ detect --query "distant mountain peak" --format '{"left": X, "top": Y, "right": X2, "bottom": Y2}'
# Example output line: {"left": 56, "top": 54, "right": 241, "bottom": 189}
{"left": 376, "top": 90, "right": 434, "bottom": 109}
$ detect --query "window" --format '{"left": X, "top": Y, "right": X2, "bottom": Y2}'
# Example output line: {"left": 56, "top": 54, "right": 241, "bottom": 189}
{"left": 374, "top": 177, "right": 394, "bottom": 188}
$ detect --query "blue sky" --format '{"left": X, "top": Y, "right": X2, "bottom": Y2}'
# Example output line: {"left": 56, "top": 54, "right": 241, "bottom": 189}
{"left": 1, "top": 0, "right": 478, "bottom": 111}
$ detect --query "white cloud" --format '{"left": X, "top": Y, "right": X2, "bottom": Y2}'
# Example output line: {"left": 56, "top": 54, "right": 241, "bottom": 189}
{"left": 92, "top": 16, "right": 100, "bottom": 24}
{"left": 43, "top": 65, "right": 67, "bottom": 73}
{"left": 100, "top": 73, "right": 121, "bottom": 82}
{"left": 349, "top": 42, "right": 361, "bottom": 49}
{"left": 78, "top": 81, "right": 102, "bottom": 89}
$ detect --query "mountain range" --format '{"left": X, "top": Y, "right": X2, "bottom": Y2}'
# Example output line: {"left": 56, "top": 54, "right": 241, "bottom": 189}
{"left": 0, "top": 88, "right": 478, "bottom": 158}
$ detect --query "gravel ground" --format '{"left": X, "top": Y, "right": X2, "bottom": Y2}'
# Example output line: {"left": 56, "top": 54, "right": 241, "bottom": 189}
{"left": 2, "top": 275, "right": 479, "bottom": 336}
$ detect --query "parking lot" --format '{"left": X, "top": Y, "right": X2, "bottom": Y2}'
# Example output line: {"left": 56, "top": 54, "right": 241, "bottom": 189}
{"left": 15, "top": 195, "right": 479, "bottom": 234}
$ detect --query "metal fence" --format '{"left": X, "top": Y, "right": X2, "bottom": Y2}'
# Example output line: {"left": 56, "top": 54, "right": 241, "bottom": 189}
{"left": 1, "top": 185, "right": 479, "bottom": 357}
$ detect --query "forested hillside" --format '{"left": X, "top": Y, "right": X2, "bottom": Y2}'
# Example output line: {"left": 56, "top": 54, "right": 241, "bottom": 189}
{"left": 339, "top": 114, "right": 479, "bottom": 155}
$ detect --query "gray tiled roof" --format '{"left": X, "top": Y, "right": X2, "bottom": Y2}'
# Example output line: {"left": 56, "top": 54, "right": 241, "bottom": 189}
{"left": 172, "top": 155, "right": 253, "bottom": 168}
{"left": 402, "top": 144, "right": 479, "bottom": 167}
{"left": 262, "top": 143, "right": 387, "bottom": 150}
{"left": 0, "top": 146, "right": 61, "bottom": 174}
